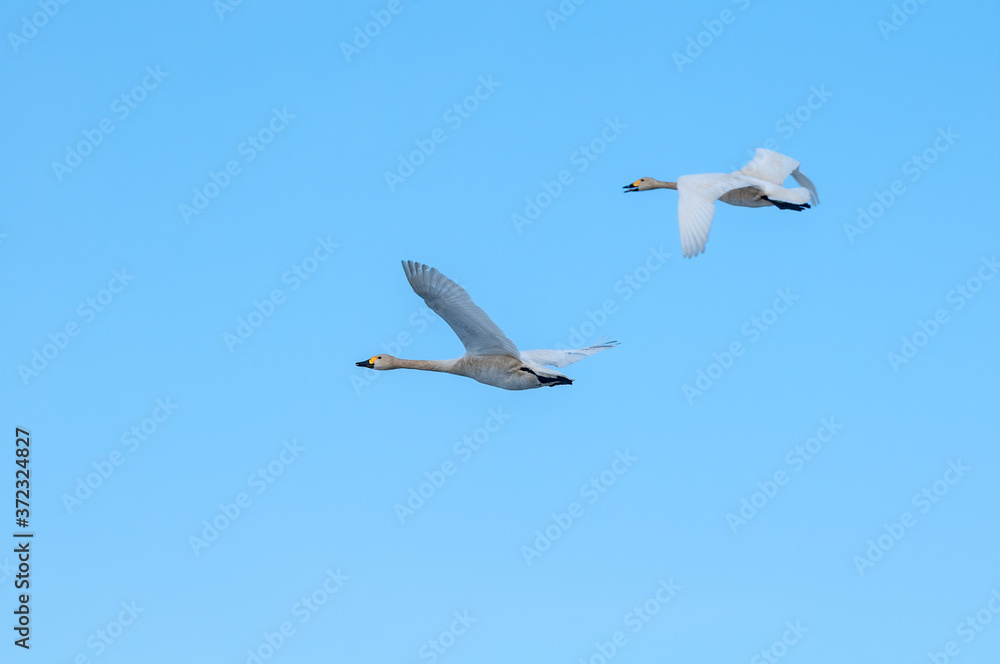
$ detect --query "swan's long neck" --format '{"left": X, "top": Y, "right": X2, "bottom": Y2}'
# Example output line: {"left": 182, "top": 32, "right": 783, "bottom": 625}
{"left": 653, "top": 180, "right": 678, "bottom": 190}
{"left": 390, "top": 358, "right": 460, "bottom": 373}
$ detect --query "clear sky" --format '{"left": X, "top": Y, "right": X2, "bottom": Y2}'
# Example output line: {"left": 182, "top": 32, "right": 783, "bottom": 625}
{"left": 3, "top": 1, "right": 999, "bottom": 662}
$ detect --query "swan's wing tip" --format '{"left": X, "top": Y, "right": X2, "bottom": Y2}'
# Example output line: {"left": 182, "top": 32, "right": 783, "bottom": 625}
{"left": 520, "top": 341, "right": 619, "bottom": 368}
{"left": 682, "top": 242, "right": 706, "bottom": 259}
{"left": 402, "top": 261, "right": 446, "bottom": 290}
{"left": 402, "top": 259, "right": 430, "bottom": 273}
{"left": 791, "top": 168, "right": 820, "bottom": 205}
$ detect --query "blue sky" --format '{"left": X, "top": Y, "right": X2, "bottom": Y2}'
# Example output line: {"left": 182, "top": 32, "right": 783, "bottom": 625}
{"left": 3, "top": 1, "right": 999, "bottom": 662}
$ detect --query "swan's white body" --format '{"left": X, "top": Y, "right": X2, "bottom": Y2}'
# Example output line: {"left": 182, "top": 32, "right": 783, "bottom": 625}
{"left": 625, "top": 148, "right": 819, "bottom": 258}
{"left": 356, "top": 261, "right": 617, "bottom": 390}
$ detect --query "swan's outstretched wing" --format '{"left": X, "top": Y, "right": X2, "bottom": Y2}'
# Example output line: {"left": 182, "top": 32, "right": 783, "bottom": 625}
{"left": 676, "top": 173, "right": 755, "bottom": 258}
{"left": 401, "top": 261, "right": 520, "bottom": 358}
{"left": 738, "top": 148, "right": 800, "bottom": 185}
{"left": 519, "top": 340, "right": 619, "bottom": 368}
{"left": 791, "top": 168, "right": 820, "bottom": 205}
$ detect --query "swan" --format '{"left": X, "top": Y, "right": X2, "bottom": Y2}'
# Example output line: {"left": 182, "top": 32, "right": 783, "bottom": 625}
{"left": 356, "top": 261, "right": 618, "bottom": 390}
{"left": 624, "top": 148, "right": 819, "bottom": 258}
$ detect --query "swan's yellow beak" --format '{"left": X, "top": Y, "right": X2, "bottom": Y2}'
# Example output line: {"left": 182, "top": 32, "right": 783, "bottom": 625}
{"left": 623, "top": 181, "right": 640, "bottom": 193}
{"left": 356, "top": 357, "right": 376, "bottom": 369}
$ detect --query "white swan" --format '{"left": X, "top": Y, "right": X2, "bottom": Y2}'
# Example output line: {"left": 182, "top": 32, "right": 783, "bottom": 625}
{"left": 624, "top": 148, "right": 819, "bottom": 258}
{"left": 356, "top": 261, "right": 618, "bottom": 390}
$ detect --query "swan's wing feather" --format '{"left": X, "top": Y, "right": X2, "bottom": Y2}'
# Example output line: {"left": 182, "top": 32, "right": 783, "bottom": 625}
{"left": 677, "top": 174, "right": 754, "bottom": 258}
{"left": 791, "top": 167, "right": 819, "bottom": 205}
{"left": 520, "top": 340, "right": 619, "bottom": 368}
{"left": 401, "top": 261, "right": 520, "bottom": 357}
{"left": 738, "top": 148, "right": 800, "bottom": 185}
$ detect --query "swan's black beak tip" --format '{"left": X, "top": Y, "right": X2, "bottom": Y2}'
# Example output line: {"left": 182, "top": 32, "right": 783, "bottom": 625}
{"left": 356, "top": 359, "right": 374, "bottom": 368}
{"left": 623, "top": 183, "right": 638, "bottom": 193}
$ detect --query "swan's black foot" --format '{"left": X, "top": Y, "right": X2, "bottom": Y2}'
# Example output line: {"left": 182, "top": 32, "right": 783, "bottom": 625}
{"left": 520, "top": 366, "right": 573, "bottom": 386}
{"left": 763, "top": 196, "right": 811, "bottom": 212}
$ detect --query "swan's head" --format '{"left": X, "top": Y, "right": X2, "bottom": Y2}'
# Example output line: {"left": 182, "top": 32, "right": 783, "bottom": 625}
{"left": 355, "top": 354, "right": 396, "bottom": 370}
{"left": 623, "top": 178, "right": 676, "bottom": 192}
{"left": 624, "top": 178, "right": 654, "bottom": 192}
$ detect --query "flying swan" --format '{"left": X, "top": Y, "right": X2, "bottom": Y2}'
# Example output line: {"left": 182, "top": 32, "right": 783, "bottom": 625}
{"left": 356, "top": 261, "right": 618, "bottom": 390}
{"left": 624, "top": 148, "right": 819, "bottom": 258}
